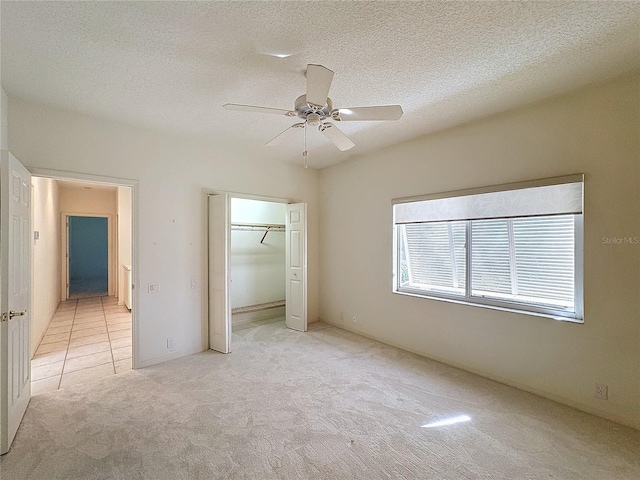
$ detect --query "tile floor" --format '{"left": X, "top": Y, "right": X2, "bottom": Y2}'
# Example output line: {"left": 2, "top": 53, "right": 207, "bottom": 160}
{"left": 31, "top": 296, "right": 132, "bottom": 396}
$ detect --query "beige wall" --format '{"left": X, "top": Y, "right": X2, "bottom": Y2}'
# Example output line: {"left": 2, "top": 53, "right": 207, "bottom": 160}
{"left": 58, "top": 183, "right": 118, "bottom": 298}
{"left": 8, "top": 100, "right": 319, "bottom": 368}
{"left": 318, "top": 72, "right": 640, "bottom": 428}
{"left": 1, "top": 87, "right": 7, "bottom": 150}
{"left": 117, "top": 186, "right": 132, "bottom": 306}
{"left": 59, "top": 183, "right": 117, "bottom": 214}
{"left": 31, "top": 177, "right": 61, "bottom": 357}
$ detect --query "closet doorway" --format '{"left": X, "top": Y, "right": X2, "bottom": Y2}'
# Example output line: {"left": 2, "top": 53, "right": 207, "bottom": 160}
{"left": 207, "top": 194, "right": 307, "bottom": 354}
{"left": 230, "top": 198, "right": 287, "bottom": 331}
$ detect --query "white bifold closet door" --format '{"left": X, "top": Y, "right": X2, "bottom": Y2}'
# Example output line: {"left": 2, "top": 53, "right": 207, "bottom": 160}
{"left": 208, "top": 194, "right": 231, "bottom": 354}
{"left": 285, "top": 203, "right": 307, "bottom": 332}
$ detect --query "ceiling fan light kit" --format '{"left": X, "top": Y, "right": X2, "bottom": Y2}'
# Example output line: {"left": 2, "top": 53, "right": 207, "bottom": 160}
{"left": 223, "top": 64, "right": 403, "bottom": 166}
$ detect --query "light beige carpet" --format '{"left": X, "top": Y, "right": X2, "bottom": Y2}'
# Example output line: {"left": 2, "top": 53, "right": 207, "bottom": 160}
{"left": 1, "top": 321, "right": 638, "bottom": 479}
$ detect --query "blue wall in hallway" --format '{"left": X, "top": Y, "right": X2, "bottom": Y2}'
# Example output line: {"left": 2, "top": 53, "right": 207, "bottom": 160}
{"left": 69, "top": 216, "right": 108, "bottom": 294}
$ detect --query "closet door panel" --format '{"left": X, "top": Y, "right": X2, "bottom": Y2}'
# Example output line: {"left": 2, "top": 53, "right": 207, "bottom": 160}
{"left": 285, "top": 203, "right": 307, "bottom": 332}
{"left": 208, "top": 194, "right": 231, "bottom": 353}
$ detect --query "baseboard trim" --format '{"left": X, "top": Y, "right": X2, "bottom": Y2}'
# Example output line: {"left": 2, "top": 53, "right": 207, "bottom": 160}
{"left": 319, "top": 318, "right": 639, "bottom": 431}
{"left": 31, "top": 299, "right": 62, "bottom": 359}
{"left": 136, "top": 345, "right": 205, "bottom": 369}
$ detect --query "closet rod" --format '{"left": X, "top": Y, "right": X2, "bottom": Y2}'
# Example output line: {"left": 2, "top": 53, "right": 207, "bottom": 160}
{"left": 230, "top": 223, "right": 285, "bottom": 244}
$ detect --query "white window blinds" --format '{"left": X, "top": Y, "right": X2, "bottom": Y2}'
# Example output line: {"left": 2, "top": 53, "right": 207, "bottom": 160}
{"left": 471, "top": 216, "right": 575, "bottom": 308}
{"left": 401, "top": 221, "right": 466, "bottom": 295}
{"left": 392, "top": 175, "right": 584, "bottom": 321}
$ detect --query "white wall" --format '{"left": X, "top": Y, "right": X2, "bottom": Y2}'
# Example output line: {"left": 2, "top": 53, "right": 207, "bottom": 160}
{"left": 318, "top": 72, "right": 640, "bottom": 429}
{"left": 58, "top": 183, "right": 118, "bottom": 298}
{"left": 8, "top": 99, "right": 319, "bottom": 368}
{"left": 117, "top": 186, "right": 132, "bottom": 306}
{"left": 1, "top": 88, "right": 7, "bottom": 150}
{"left": 230, "top": 198, "right": 285, "bottom": 309}
{"left": 31, "top": 177, "right": 61, "bottom": 357}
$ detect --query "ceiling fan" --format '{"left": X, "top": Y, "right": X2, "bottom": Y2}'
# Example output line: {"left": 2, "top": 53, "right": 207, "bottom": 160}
{"left": 223, "top": 64, "right": 403, "bottom": 165}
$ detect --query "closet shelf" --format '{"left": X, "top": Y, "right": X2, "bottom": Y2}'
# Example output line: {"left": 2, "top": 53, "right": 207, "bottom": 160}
{"left": 231, "top": 223, "right": 285, "bottom": 229}
{"left": 231, "top": 223, "right": 285, "bottom": 243}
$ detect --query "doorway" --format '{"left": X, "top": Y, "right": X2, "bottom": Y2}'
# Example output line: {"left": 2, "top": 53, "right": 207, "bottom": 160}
{"left": 1, "top": 157, "right": 138, "bottom": 453}
{"left": 29, "top": 176, "right": 136, "bottom": 395}
{"left": 206, "top": 193, "right": 307, "bottom": 354}
{"left": 68, "top": 216, "right": 109, "bottom": 299}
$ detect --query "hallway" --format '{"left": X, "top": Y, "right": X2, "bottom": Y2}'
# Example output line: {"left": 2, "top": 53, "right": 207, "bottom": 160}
{"left": 31, "top": 296, "right": 132, "bottom": 395}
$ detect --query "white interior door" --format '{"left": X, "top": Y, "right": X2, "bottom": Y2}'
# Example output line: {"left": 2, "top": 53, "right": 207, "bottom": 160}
{"left": 0, "top": 151, "right": 31, "bottom": 454}
{"left": 208, "top": 194, "right": 231, "bottom": 353}
{"left": 285, "top": 203, "right": 307, "bottom": 332}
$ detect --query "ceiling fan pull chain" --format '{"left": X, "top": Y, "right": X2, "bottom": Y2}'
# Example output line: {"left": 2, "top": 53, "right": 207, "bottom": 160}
{"left": 303, "top": 124, "right": 308, "bottom": 168}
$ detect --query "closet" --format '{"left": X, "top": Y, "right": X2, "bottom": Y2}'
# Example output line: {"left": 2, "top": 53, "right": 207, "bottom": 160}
{"left": 230, "top": 198, "right": 286, "bottom": 330}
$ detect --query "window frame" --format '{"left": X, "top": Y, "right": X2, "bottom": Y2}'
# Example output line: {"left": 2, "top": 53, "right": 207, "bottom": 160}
{"left": 392, "top": 176, "right": 584, "bottom": 323}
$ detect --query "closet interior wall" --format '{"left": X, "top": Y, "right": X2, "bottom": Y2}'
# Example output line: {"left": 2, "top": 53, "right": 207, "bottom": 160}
{"left": 230, "top": 198, "right": 286, "bottom": 330}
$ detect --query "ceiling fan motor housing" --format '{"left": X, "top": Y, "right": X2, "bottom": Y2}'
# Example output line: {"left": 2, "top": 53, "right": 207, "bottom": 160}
{"left": 295, "top": 95, "right": 333, "bottom": 123}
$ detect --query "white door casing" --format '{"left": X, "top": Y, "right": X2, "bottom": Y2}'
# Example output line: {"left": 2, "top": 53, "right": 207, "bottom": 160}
{"left": 65, "top": 218, "right": 70, "bottom": 300}
{"left": 285, "top": 203, "right": 307, "bottom": 332}
{"left": 208, "top": 194, "right": 231, "bottom": 353}
{"left": 0, "top": 151, "right": 32, "bottom": 455}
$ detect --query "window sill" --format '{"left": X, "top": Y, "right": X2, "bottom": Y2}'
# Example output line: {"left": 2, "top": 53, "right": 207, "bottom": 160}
{"left": 393, "top": 289, "right": 583, "bottom": 324}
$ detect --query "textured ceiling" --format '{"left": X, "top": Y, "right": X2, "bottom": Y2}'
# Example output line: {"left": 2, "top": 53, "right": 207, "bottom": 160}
{"left": 2, "top": 1, "right": 639, "bottom": 169}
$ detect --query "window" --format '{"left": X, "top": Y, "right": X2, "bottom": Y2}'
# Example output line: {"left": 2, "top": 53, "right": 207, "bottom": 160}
{"left": 393, "top": 175, "right": 584, "bottom": 321}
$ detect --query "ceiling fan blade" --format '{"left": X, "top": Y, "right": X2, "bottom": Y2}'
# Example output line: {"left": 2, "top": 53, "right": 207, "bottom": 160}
{"left": 266, "top": 123, "right": 305, "bottom": 146}
{"left": 333, "top": 105, "right": 403, "bottom": 121}
{"left": 318, "top": 123, "right": 355, "bottom": 151}
{"left": 224, "top": 103, "right": 296, "bottom": 116}
{"left": 306, "top": 64, "right": 334, "bottom": 107}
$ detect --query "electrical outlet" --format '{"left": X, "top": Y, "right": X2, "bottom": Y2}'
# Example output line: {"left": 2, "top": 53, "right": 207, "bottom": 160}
{"left": 191, "top": 278, "right": 198, "bottom": 289}
{"left": 595, "top": 383, "right": 608, "bottom": 400}
{"left": 352, "top": 316, "right": 357, "bottom": 323}
{"left": 167, "top": 337, "right": 175, "bottom": 351}
{"left": 148, "top": 283, "right": 160, "bottom": 293}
